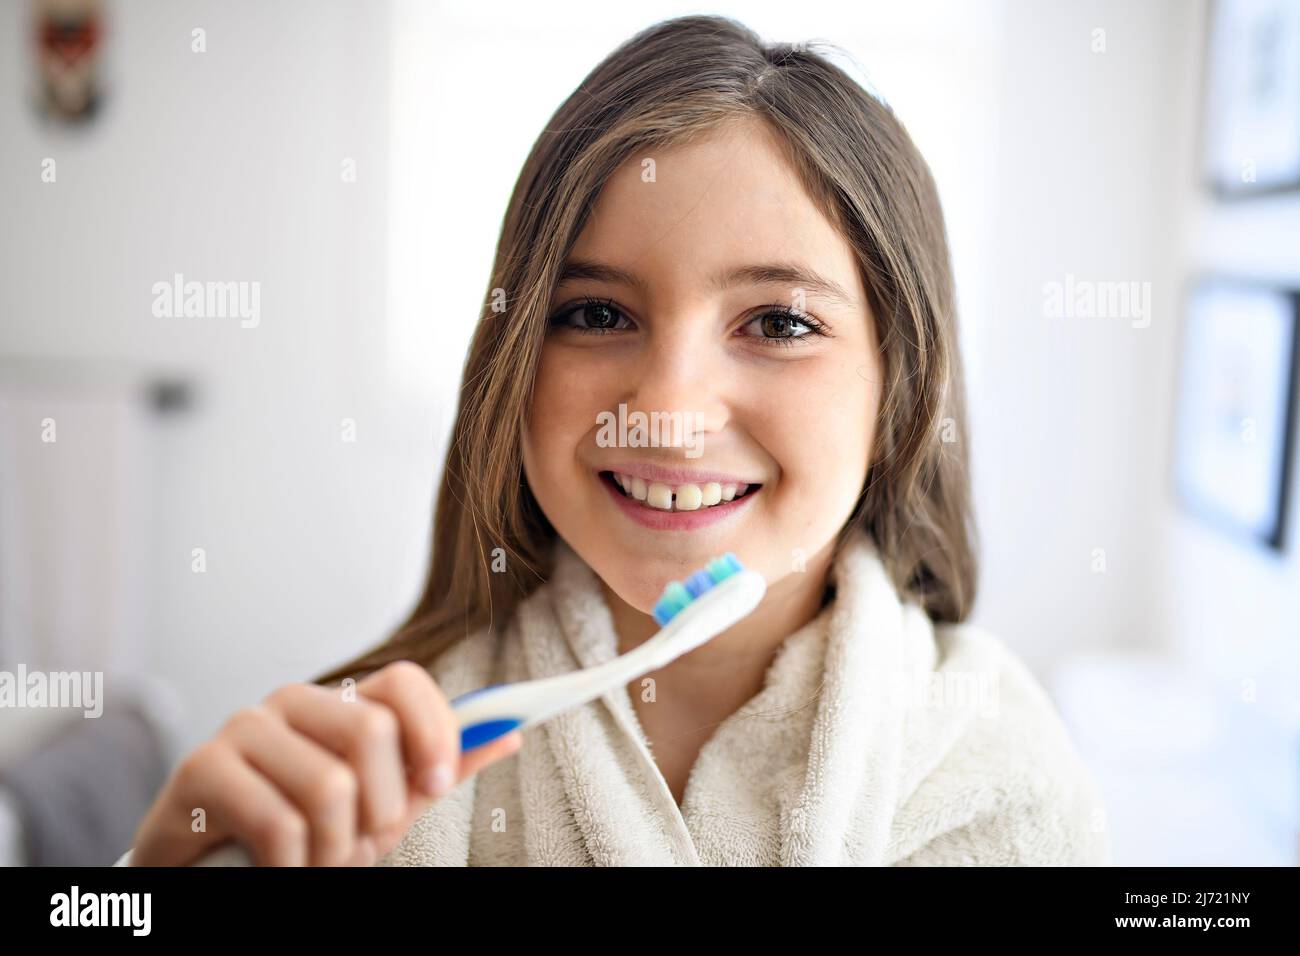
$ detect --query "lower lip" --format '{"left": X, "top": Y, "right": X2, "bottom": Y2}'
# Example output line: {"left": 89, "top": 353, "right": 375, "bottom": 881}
{"left": 599, "top": 472, "right": 760, "bottom": 531}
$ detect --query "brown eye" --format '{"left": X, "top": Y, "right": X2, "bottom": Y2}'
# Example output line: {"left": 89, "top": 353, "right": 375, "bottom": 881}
{"left": 548, "top": 296, "right": 630, "bottom": 335}
{"left": 739, "top": 307, "right": 830, "bottom": 349}
{"left": 760, "top": 312, "right": 798, "bottom": 337}
{"left": 583, "top": 301, "right": 619, "bottom": 329}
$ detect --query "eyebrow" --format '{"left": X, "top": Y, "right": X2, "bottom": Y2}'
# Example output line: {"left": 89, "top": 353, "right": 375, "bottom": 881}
{"left": 555, "top": 258, "right": 858, "bottom": 309}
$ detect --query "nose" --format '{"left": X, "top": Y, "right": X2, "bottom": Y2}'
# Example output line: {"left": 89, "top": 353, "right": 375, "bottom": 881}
{"left": 621, "top": 317, "right": 729, "bottom": 452}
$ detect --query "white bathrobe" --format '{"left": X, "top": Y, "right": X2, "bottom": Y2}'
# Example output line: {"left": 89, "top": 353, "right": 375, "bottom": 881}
{"left": 379, "top": 529, "right": 1112, "bottom": 866}
{"left": 114, "top": 528, "right": 1111, "bottom": 867}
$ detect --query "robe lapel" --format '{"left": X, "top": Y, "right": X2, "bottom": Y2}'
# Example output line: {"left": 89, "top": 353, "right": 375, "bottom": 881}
{"left": 517, "top": 541, "right": 697, "bottom": 865}
{"left": 779, "top": 532, "right": 909, "bottom": 865}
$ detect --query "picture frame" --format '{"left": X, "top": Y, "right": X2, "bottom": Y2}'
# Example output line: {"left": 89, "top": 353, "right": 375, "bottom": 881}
{"left": 1173, "top": 279, "right": 1300, "bottom": 551}
{"left": 1202, "top": 0, "right": 1300, "bottom": 197}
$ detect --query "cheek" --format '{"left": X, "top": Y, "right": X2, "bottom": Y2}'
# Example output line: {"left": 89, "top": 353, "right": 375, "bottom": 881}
{"left": 753, "top": 355, "right": 877, "bottom": 509}
{"left": 523, "top": 347, "right": 608, "bottom": 487}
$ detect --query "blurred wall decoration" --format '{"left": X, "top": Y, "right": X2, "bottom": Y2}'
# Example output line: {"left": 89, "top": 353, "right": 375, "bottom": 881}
{"left": 32, "top": 0, "right": 106, "bottom": 125}
{"left": 1173, "top": 281, "right": 1299, "bottom": 550}
{"left": 1203, "top": 0, "right": 1300, "bottom": 196}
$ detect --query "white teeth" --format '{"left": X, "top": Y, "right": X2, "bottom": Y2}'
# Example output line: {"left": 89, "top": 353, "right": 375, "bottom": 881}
{"left": 675, "top": 484, "right": 703, "bottom": 511}
{"left": 700, "top": 482, "right": 721, "bottom": 506}
{"left": 646, "top": 482, "right": 673, "bottom": 510}
{"left": 610, "top": 473, "right": 757, "bottom": 512}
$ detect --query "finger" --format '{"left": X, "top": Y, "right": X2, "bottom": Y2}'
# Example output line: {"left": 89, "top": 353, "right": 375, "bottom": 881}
{"left": 341, "top": 834, "right": 379, "bottom": 867}
{"left": 365, "top": 731, "right": 524, "bottom": 863}
{"left": 264, "top": 684, "right": 407, "bottom": 834}
{"left": 170, "top": 741, "right": 309, "bottom": 866}
{"left": 457, "top": 729, "right": 523, "bottom": 782}
{"left": 366, "top": 777, "right": 443, "bottom": 861}
{"left": 223, "top": 706, "right": 359, "bottom": 866}
{"left": 355, "top": 661, "right": 459, "bottom": 798}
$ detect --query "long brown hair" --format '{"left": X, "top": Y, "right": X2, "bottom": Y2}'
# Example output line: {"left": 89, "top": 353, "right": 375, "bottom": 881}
{"left": 314, "top": 14, "right": 977, "bottom": 687}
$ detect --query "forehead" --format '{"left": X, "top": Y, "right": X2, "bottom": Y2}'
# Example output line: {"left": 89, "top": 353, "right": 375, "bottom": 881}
{"left": 567, "top": 116, "right": 862, "bottom": 302}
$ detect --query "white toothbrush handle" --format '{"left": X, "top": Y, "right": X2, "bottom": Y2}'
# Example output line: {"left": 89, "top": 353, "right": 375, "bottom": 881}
{"left": 191, "top": 842, "right": 254, "bottom": 866}
{"left": 450, "top": 657, "right": 638, "bottom": 738}
{"left": 452, "top": 569, "right": 766, "bottom": 747}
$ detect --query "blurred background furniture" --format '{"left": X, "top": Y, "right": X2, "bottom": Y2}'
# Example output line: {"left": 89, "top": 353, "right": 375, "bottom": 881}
{"left": 0, "top": 676, "right": 182, "bottom": 866}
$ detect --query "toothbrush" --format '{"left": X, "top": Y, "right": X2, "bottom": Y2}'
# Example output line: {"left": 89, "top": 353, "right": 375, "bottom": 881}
{"left": 188, "top": 552, "right": 765, "bottom": 866}
{"left": 451, "top": 551, "right": 766, "bottom": 751}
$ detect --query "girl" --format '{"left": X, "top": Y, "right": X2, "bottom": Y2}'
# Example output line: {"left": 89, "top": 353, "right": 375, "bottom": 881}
{"left": 121, "top": 15, "right": 1110, "bottom": 867}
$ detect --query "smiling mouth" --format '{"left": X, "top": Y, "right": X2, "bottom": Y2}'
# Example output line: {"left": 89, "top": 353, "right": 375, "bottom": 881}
{"left": 598, "top": 470, "right": 761, "bottom": 512}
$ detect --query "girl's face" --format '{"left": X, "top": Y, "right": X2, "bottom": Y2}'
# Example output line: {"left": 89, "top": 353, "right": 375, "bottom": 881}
{"left": 522, "top": 115, "right": 882, "bottom": 618}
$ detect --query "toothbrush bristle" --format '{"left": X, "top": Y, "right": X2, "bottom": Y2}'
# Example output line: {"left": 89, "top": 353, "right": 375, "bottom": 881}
{"left": 652, "top": 552, "right": 743, "bottom": 626}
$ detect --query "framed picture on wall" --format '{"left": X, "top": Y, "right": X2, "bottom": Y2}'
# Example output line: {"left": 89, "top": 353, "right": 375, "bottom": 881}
{"left": 1203, "top": 0, "right": 1300, "bottom": 196}
{"left": 1173, "top": 280, "right": 1300, "bottom": 550}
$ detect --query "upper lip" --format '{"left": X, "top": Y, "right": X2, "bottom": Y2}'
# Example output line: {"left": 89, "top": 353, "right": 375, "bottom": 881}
{"left": 598, "top": 462, "right": 764, "bottom": 487}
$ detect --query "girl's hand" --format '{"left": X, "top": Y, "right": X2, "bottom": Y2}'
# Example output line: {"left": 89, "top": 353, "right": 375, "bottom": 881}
{"left": 128, "top": 660, "right": 520, "bottom": 866}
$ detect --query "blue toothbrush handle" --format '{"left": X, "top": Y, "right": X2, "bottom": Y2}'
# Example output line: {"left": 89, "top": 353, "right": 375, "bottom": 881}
{"left": 459, "top": 717, "right": 522, "bottom": 751}
{"left": 450, "top": 683, "right": 524, "bottom": 752}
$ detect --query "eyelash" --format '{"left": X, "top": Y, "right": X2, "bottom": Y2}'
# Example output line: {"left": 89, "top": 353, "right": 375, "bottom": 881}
{"left": 548, "top": 295, "right": 830, "bottom": 348}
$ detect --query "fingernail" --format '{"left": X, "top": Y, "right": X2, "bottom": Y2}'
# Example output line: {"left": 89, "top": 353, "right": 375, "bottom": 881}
{"left": 423, "top": 762, "right": 454, "bottom": 798}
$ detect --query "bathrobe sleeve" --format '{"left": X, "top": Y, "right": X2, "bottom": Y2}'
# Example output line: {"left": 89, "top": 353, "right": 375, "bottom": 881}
{"left": 892, "top": 625, "right": 1113, "bottom": 867}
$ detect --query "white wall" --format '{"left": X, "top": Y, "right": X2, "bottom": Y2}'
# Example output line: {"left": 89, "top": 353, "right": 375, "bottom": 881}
{"left": 0, "top": 0, "right": 430, "bottom": 750}
{"left": 970, "top": 0, "right": 1194, "bottom": 671}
